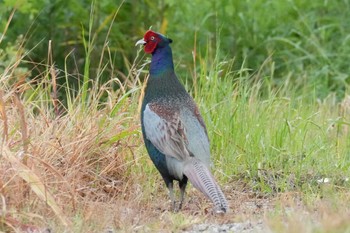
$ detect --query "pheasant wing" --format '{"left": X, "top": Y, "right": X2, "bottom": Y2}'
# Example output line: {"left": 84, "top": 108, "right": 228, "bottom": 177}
{"left": 143, "top": 103, "right": 190, "bottom": 161}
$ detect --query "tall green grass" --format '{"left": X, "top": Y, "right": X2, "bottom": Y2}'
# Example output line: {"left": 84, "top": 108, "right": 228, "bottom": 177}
{"left": 192, "top": 42, "right": 350, "bottom": 194}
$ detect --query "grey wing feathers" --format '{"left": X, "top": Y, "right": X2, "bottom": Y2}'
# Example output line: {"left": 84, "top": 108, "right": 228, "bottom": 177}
{"left": 180, "top": 108, "right": 211, "bottom": 166}
{"left": 143, "top": 104, "right": 190, "bottom": 160}
{"left": 183, "top": 157, "right": 228, "bottom": 213}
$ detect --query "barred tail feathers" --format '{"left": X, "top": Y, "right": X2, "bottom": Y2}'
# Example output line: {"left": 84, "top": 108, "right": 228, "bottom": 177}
{"left": 183, "top": 158, "right": 228, "bottom": 213}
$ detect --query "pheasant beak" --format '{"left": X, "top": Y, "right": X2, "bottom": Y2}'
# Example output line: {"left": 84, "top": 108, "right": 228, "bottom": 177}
{"left": 135, "top": 39, "right": 146, "bottom": 46}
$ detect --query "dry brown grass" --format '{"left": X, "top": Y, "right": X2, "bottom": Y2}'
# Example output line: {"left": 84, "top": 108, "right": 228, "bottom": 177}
{"left": 0, "top": 79, "right": 141, "bottom": 231}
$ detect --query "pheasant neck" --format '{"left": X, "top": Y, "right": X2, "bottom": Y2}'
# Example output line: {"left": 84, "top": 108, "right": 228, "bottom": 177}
{"left": 150, "top": 45, "right": 174, "bottom": 76}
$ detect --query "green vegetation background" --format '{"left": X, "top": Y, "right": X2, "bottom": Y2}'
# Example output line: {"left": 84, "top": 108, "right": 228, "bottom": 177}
{"left": 1, "top": 0, "right": 350, "bottom": 99}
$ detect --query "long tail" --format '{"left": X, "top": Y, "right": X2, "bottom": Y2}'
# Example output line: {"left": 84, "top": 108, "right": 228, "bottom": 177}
{"left": 183, "top": 158, "right": 228, "bottom": 213}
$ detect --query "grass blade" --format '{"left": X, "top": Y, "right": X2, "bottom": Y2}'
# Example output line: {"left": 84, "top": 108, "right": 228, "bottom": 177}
{"left": 2, "top": 147, "right": 72, "bottom": 228}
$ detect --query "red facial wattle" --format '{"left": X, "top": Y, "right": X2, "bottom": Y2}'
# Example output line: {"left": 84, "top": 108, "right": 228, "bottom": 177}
{"left": 143, "top": 30, "right": 159, "bottom": 54}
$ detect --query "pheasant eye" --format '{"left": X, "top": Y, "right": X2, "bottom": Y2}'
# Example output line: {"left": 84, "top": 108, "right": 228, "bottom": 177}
{"left": 150, "top": 36, "right": 155, "bottom": 41}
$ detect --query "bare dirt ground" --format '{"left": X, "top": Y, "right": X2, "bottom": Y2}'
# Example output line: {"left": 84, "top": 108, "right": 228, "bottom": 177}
{"left": 103, "top": 181, "right": 279, "bottom": 232}
{"left": 110, "top": 180, "right": 349, "bottom": 233}
{"left": 105, "top": 191, "right": 273, "bottom": 232}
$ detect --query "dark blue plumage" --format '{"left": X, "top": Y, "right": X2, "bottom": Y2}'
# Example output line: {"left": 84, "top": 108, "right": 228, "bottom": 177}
{"left": 136, "top": 30, "right": 228, "bottom": 213}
